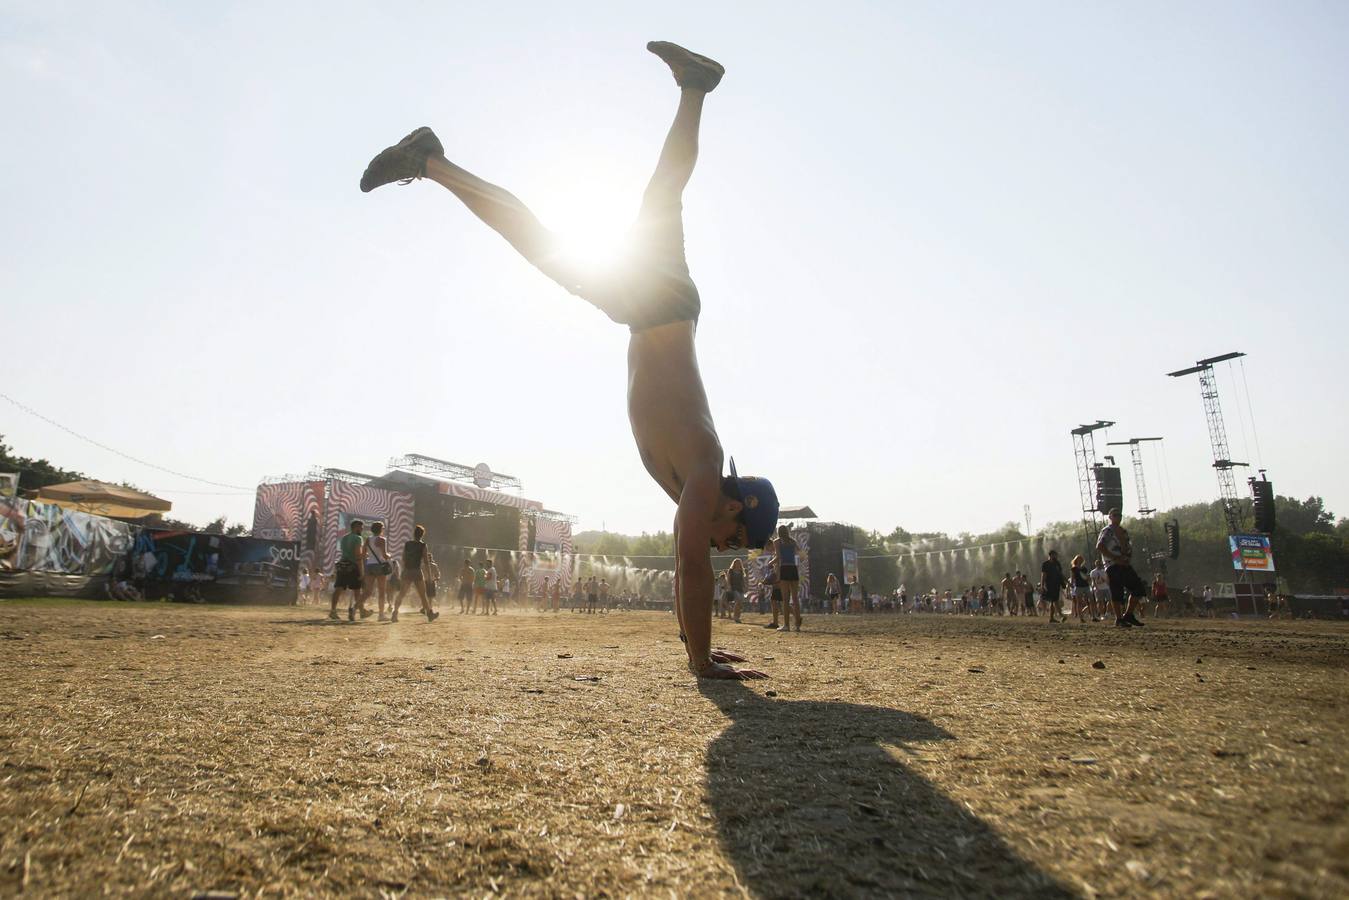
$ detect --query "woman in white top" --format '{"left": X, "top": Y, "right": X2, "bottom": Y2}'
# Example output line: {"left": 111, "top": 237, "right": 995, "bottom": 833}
{"left": 363, "top": 522, "right": 393, "bottom": 620}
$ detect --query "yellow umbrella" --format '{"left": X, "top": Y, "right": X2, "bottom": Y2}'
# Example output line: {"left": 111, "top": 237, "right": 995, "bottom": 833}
{"left": 36, "top": 480, "right": 172, "bottom": 519}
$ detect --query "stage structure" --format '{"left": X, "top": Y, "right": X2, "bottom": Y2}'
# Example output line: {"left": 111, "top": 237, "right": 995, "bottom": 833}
{"left": 1070, "top": 420, "right": 1114, "bottom": 559}
{"left": 254, "top": 454, "right": 574, "bottom": 594}
{"left": 372, "top": 454, "right": 575, "bottom": 594}
{"left": 1167, "top": 352, "right": 1252, "bottom": 534}
{"left": 1168, "top": 352, "right": 1276, "bottom": 610}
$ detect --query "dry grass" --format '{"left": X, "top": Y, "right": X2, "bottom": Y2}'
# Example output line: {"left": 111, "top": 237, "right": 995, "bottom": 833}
{"left": 0, "top": 600, "right": 1345, "bottom": 898}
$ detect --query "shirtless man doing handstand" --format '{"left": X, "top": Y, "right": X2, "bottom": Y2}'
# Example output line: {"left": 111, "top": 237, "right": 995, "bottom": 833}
{"left": 360, "top": 41, "right": 778, "bottom": 679}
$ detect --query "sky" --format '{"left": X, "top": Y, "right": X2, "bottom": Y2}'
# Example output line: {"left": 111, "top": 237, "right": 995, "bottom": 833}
{"left": 3, "top": 1, "right": 1347, "bottom": 538}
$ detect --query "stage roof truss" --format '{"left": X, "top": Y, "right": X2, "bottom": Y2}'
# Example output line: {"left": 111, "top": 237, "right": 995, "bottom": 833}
{"left": 388, "top": 453, "right": 523, "bottom": 493}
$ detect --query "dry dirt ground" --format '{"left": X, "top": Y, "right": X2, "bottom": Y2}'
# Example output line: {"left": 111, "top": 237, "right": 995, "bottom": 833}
{"left": 0, "top": 600, "right": 1345, "bottom": 899}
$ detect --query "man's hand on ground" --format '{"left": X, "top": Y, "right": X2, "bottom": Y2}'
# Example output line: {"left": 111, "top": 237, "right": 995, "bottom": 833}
{"left": 696, "top": 660, "right": 769, "bottom": 680}
{"left": 709, "top": 649, "right": 748, "bottom": 664}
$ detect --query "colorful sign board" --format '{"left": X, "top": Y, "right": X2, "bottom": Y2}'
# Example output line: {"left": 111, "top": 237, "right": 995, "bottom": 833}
{"left": 1230, "top": 534, "right": 1275, "bottom": 572}
{"left": 841, "top": 547, "right": 859, "bottom": 585}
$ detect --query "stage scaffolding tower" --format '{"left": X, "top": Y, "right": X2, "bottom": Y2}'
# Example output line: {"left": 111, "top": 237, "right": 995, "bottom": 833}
{"left": 1071, "top": 420, "right": 1114, "bottom": 555}
{"left": 1108, "top": 436, "right": 1165, "bottom": 571}
{"left": 1167, "top": 353, "right": 1247, "bottom": 535}
{"left": 1106, "top": 437, "right": 1163, "bottom": 520}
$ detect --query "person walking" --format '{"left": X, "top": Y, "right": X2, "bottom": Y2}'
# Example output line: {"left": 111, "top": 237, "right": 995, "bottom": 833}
{"left": 772, "top": 525, "right": 802, "bottom": 632}
{"left": 1089, "top": 558, "right": 1109, "bottom": 622}
{"left": 330, "top": 520, "right": 368, "bottom": 622}
{"left": 1039, "top": 549, "right": 1066, "bottom": 624}
{"left": 362, "top": 521, "right": 393, "bottom": 621}
{"left": 1097, "top": 508, "right": 1147, "bottom": 628}
{"left": 457, "top": 558, "right": 474, "bottom": 614}
{"left": 825, "top": 572, "right": 841, "bottom": 615}
{"left": 483, "top": 560, "right": 499, "bottom": 615}
{"left": 1152, "top": 571, "right": 1170, "bottom": 618}
{"left": 727, "top": 557, "right": 747, "bottom": 623}
{"left": 391, "top": 524, "right": 439, "bottom": 622}
{"left": 1069, "top": 555, "right": 1091, "bottom": 623}
{"left": 472, "top": 560, "right": 488, "bottom": 614}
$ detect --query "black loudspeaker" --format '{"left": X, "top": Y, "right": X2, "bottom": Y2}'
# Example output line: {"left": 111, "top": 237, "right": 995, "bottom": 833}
{"left": 1094, "top": 466, "right": 1124, "bottom": 515}
{"left": 1164, "top": 520, "right": 1181, "bottom": 560}
{"left": 1251, "top": 479, "right": 1275, "bottom": 533}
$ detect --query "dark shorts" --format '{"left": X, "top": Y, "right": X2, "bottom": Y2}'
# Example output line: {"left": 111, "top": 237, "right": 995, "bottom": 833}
{"left": 588, "top": 593, "right": 598, "bottom": 604}
{"left": 486, "top": 589, "right": 496, "bottom": 600}
{"left": 405, "top": 568, "right": 424, "bottom": 583}
{"left": 537, "top": 198, "right": 700, "bottom": 333}
{"left": 457, "top": 582, "right": 471, "bottom": 600}
{"left": 1107, "top": 564, "right": 1149, "bottom": 604}
{"left": 335, "top": 562, "right": 362, "bottom": 591}
{"left": 779, "top": 564, "right": 799, "bottom": 583}
{"left": 1024, "top": 594, "right": 1035, "bottom": 609}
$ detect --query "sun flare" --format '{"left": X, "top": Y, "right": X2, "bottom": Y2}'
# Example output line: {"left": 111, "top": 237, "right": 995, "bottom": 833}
{"left": 551, "top": 212, "right": 634, "bottom": 273}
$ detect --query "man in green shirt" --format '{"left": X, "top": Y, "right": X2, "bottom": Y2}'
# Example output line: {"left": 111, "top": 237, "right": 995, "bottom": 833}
{"left": 330, "top": 520, "right": 369, "bottom": 622}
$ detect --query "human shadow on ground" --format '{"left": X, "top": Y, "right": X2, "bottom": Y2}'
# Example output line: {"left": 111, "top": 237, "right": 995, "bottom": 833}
{"left": 698, "top": 681, "right": 1076, "bottom": 898}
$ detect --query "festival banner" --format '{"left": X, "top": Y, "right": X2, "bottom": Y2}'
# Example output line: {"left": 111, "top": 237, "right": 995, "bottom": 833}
{"left": 841, "top": 547, "right": 859, "bottom": 585}
{"left": 0, "top": 496, "right": 136, "bottom": 575}
{"left": 1230, "top": 534, "right": 1275, "bottom": 572}
{"left": 0, "top": 473, "right": 17, "bottom": 499}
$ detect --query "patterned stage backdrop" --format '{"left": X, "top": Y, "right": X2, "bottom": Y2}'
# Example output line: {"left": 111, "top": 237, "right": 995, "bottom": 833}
{"left": 321, "top": 480, "right": 414, "bottom": 574}
{"left": 524, "top": 516, "right": 574, "bottom": 594}
{"left": 252, "top": 481, "right": 326, "bottom": 575}
{"left": 437, "top": 480, "right": 543, "bottom": 511}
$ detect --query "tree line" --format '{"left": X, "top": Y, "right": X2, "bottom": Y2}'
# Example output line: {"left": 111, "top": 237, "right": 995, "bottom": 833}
{"left": 575, "top": 495, "right": 1349, "bottom": 595}
{"left": 0, "top": 434, "right": 248, "bottom": 534}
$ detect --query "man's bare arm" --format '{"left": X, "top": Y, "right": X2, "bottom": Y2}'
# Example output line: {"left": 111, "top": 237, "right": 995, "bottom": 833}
{"left": 675, "top": 466, "right": 765, "bottom": 680}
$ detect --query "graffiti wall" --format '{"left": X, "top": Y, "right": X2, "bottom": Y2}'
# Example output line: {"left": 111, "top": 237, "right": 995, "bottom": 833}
{"left": 133, "top": 530, "right": 299, "bottom": 603}
{"left": 0, "top": 497, "right": 138, "bottom": 597}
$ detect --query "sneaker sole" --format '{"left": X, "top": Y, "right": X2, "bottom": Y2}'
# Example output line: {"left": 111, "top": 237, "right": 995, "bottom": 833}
{"left": 359, "top": 127, "right": 444, "bottom": 193}
{"left": 646, "top": 41, "right": 725, "bottom": 92}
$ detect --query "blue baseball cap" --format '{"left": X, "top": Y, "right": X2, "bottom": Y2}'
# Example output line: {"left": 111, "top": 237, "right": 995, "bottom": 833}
{"left": 727, "top": 457, "right": 779, "bottom": 550}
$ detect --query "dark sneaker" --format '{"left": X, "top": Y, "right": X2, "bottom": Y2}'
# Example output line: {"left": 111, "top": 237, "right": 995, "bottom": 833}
{"left": 647, "top": 41, "right": 725, "bottom": 93}
{"left": 359, "top": 126, "right": 444, "bottom": 193}
{"left": 1125, "top": 613, "right": 1145, "bottom": 628}
{"left": 328, "top": 610, "right": 340, "bottom": 621}
{"left": 347, "top": 604, "right": 355, "bottom": 622}
{"left": 1116, "top": 616, "right": 1133, "bottom": 628}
